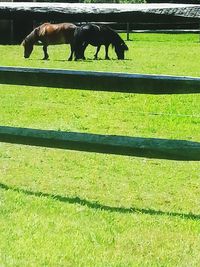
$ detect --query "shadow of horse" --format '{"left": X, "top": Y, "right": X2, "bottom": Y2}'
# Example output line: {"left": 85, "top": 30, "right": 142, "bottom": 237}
{"left": 0, "top": 183, "right": 199, "bottom": 221}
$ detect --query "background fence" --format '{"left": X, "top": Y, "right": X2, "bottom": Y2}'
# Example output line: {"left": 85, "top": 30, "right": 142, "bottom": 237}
{"left": 0, "top": 2, "right": 199, "bottom": 43}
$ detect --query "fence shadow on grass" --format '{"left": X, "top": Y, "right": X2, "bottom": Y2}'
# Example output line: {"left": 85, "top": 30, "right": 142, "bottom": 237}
{"left": 0, "top": 182, "right": 200, "bottom": 221}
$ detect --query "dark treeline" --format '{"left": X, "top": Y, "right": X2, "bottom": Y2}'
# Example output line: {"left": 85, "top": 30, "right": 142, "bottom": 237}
{"left": 13, "top": 0, "right": 200, "bottom": 3}
{"left": 147, "top": 0, "right": 200, "bottom": 3}
{"left": 16, "top": 0, "right": 146, "bottom": 3}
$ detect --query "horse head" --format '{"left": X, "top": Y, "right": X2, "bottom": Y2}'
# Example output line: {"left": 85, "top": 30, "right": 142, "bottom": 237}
{"left": 22, "top": 38, "right": 34, "bottom": 58}
{"left": 115, "top": 42, "right": 129, "bottom": 60}
{"left": 21, "top": 28, "right": 38, "bottom": 58}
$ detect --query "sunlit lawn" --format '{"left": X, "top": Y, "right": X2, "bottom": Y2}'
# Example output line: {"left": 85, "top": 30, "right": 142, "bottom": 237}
{"left": 0, "top": 33, "right": 200, "bottom": 266}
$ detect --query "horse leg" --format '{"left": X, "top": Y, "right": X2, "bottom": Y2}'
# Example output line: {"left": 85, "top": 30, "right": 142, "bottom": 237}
{"left": 42, "top": 45, "right": 49, "bottom": 60}
{"left": 81, "top": 43, "right": 87, "bottom": 60}
{"left": 105, "top": 45, "right": 110, "bottom": 60}
{"left": 73, "top": 41, "right": 84, "bottom": 60}
{"left": 94, "top": 45, "right": 101, "bottom": 60}
{"left": 68, "top": 43, "right": 74, "bottom": 61}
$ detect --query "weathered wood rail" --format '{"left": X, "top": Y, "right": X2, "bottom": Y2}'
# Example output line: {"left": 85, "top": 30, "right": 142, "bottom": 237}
{"left": 0, "top": 67, "right": 200, "bottom": 94}
{"left": 0, "top": 126, "right": 199, "bottom": 161}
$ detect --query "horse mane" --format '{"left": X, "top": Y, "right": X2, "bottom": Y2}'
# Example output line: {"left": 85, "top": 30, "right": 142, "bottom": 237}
{"left": 21, "top": 27, "right": 39, "bottom": 46}
{"left": 104, "top": 26, "right": 125, "bottom": 49}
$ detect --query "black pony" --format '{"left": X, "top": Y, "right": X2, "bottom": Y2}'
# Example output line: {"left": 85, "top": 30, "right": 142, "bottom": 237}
{"left": 74, "top": 24, "right": 128, "bottom": 60}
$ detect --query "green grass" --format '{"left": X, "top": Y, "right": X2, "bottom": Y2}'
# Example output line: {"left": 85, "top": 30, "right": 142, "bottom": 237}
{"left": 0, "top": 33, "right": 200, "bottom": 266}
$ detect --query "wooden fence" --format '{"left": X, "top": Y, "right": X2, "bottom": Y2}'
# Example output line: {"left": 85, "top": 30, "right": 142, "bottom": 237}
{"left": 0, "top": 66, "right": 199, "bottom": 161}
{"left": 1, "top": 67, "right": 200, "bottom": 94}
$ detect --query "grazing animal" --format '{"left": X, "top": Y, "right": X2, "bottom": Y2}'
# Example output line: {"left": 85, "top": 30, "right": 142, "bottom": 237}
{"left": 74, "top": 23, "right": 128, "bottom": 60}
{"left": 22, "top": 22, "right": 77, "bottom": 60}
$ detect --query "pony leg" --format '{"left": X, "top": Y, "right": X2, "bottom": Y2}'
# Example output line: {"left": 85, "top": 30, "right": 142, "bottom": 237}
{"left": 94, "top": 46, "right": 101, "bottom": 60}
{"left": 105, "top": 45, "right": 110, "bottom": 60}
{"left": 81, "top": 43, "right": 87, "bottom": 60}
{"left": 43, "top": 45, "right": 49, "bottom": 60}
{"left": 73, "top": 42, "right": 84, "bottom": 60}
{"left": 68, "top": 44, "right": 74, "bottom": 61}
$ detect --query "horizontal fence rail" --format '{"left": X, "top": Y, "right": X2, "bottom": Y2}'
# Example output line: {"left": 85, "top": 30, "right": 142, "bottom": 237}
{"left": 1, "top": 67, "right": 200, "bottom": 94}
{"left": 130, "top": 29, "right": 200, "bottom": 34}
{"left": 0, "top": 126, "right": 199, "bottom": 161}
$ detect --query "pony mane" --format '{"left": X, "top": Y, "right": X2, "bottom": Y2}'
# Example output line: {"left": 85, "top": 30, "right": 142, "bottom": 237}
{"left": 104, "top": 26, "right": 125, "bottom": 49}
{"left": 21, "top": 28, "right": 38, "bottom": 46}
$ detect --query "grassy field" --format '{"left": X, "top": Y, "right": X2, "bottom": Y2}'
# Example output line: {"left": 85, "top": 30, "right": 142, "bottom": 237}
{"left": 0, "top": 33, "right": 200, "bottom": 266}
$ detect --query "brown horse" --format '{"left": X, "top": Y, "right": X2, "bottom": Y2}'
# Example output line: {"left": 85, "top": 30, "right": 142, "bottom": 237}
{"left": 22, "top": 23, "right": 77, "bottom": 60}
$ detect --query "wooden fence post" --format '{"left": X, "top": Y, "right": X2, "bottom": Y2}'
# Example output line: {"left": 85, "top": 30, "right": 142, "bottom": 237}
{"left": 126, "top": 23, "right": 130, "bottom": 41}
